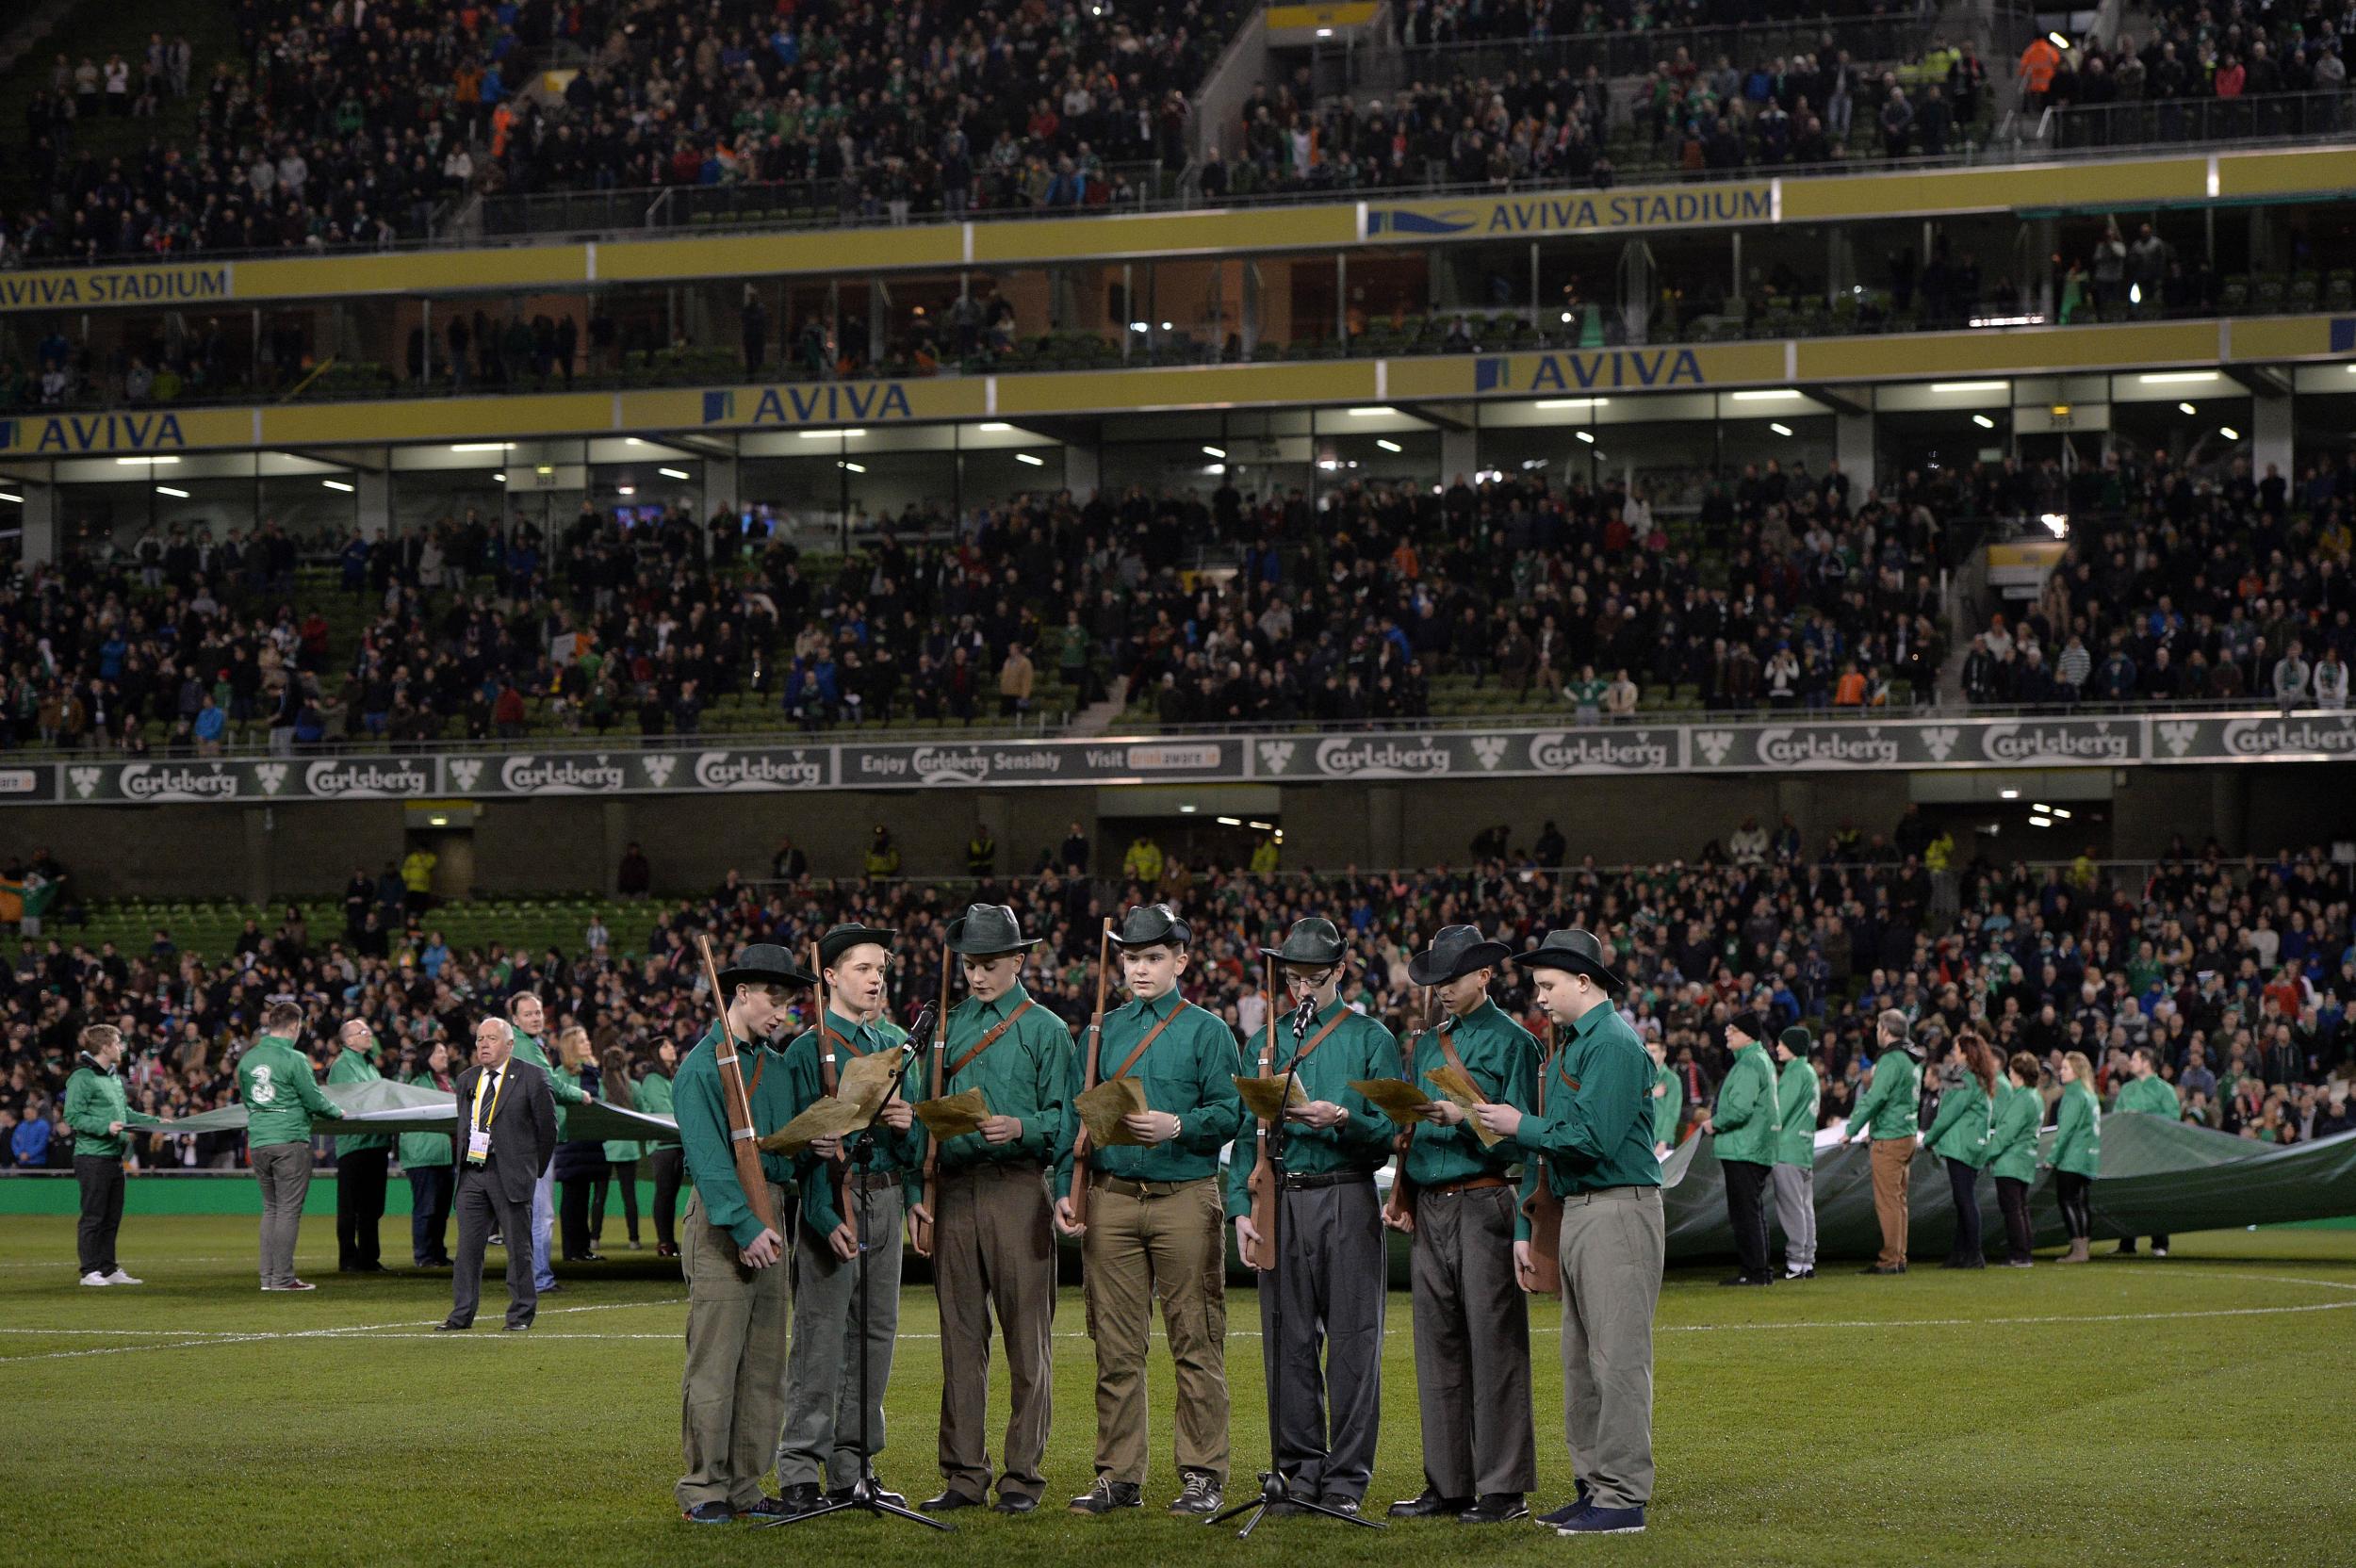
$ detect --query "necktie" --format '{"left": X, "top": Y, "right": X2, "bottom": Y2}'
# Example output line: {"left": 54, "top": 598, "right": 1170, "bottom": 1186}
{"left": 477, "top": 1070, "right": 499, "bottom": 1131}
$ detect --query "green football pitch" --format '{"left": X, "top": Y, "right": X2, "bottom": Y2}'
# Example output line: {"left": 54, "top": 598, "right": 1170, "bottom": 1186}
{"left": 2, "top": 1216, "right": 2351, "bottom": 1567}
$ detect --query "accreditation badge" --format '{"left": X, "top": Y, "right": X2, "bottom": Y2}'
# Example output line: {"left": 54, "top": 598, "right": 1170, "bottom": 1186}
{"left": 467, "top": 1127, "right": 492, "bottom": 1163}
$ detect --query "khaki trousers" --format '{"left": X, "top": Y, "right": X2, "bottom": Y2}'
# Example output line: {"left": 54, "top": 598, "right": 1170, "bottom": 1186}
{"left": 1555, "top": 1185, "right": 1664, "bottom": 1511}
{"left": 1870, "top": 1135, "right": 1916, "bottom": 1268}
{"left": 677, "top": 1184, "right": 792, "bottom": 1511}
{"left": 1407, "top": 1184, "right": 1535, "bottom": 1498}
{"left": 1080, "top": 1173, "right": 1229, "bottom": 1486}
{"left": 934, "top": 1162, "right": 1057, "bottom": 1503}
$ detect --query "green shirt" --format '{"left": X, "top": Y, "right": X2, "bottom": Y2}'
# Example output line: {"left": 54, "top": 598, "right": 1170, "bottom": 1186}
{"left": 1924, "top": 1073, "right": 1997, "bottom": 1167}
{"left": 327, "top": 1046, "right": 391, "bottom": 1155}
{"left": 1055, "top": 988, "right": 1244, "bottom": 1199}
{"left": 1650, "top": 1062, "right": 1681, "bottom": 1148}
{"left": 509, "top": 1029, "right": 590, "bottom": 1137}
{"left": 784, "top": 1010, "right": 924, "bottom": 1236}
{"left": 63, "top": 1064, "right": 132, "bottom": 1160}
{"left": 237, "top": 1035, "right": 344, "bottom": 1149}
{"left": 1846, "top": 1048, "right": 1922, "bottom": 1141}
{"left": 1987, "top": 1081, "right": 2042, "bottom": 1184}
{"left": 1507, "top": 999, "right": 1661, "bottom": 1210}
{"left": 2052, "top": 1083, "right": 2101, "bottom": 1177}
{"left": 1402, "top": 998, "right": 1537, "bottom": 1206}
{"left": 1774, "top": 1056, "right": 1821, "bottom": 1167}
{"left": 398, "top": 1070, "right": 456, "bottom": 1168}
{"left": 1224, "top": 996, "right": 1400, "bottom": 1219}
{"left": 674, "top": 1020, "right": 799, "bottom": 1249}
{"left": 2114, "top": 1076, "right": 2180, "bottom": 1119}
{"left": 1710, "top": 1041, "right": 1782, "bottom": 1166}
{"left": 932, "top": 984, "right": 1076, "bottom": 1176}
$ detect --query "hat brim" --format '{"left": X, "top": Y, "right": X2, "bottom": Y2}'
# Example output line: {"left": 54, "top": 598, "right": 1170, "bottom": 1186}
{"left": 1260, "top": 941, "right": 1347, "bottom": 967}
{"left": 944, "top": 916, "right": 1040, "bottom": 956}
{"left": 1516, "top": 947, "right": 1628, "bottom": 994}
{"left": 819, "top": 926, "right": 899, "bottom": 967}
{"left": 1408, "top": 941, "right": 1513, "bottom": 988}
{"left": 716, "top": 961, "right": 815, "bottom": 993}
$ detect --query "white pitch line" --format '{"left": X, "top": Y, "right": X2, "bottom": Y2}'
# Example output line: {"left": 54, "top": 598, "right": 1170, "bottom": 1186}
{"left": 0, "top": 1295, "right": 687, "bottom": 1364}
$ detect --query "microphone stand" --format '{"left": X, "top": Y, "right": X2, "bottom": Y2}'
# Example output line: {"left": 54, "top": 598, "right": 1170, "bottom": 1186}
{"left": 1209, "top": 999, "right": 1386, "bottom": 1539}
{"left": 767, "top": 1011, "right": 947, "bottom": 1535}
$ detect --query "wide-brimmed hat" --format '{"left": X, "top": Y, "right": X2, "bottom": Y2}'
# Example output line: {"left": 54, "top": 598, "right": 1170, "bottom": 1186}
{"left": 716, "top": 941, "right": 816, "bottom": 994}
{"left": 818, "top": 923, "right": 898, "bottom": 970}
{"left": 1409, "top": 924, "right": 1513, "bottom": 988}
{"left": 1260, "top": 916, "right": 1346, "bottom": 968}
{"left": 1515, "top": 927, "right": 1626, "bottom": 994}
{"left": 1110, "top": 903, "right": 1190, "bottom": 949}
{"left": 945, "top": 903, "right": 1039, "bottom": 956}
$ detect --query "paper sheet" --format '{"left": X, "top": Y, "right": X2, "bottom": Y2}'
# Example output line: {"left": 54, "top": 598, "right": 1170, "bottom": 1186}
{"left": 1234, "top": 1074, "right": 1309, "bottom": 1122}
{"left": 913, "top": 1087, "right": 990, "bottom": 1140}
{"left": 1350, "top": 1077, "right": 1435, "bottom": 1126}
{"left": 759, "top": 1042, "right": 908, "bottom": 1153}
{"left": 1423, "top": 1064, "right": 1503, "bottom": 1147}
{"left": 1074, "top": 1076, "right": 1152, "bottom": 1148}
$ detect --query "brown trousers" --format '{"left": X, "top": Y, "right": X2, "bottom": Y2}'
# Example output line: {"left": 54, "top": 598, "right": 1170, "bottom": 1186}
{"left": 934, "top": 1162, "right": 1057, "bottom": 1503}
{"left": 1870, "top": 1135, "right": 1917, "bottom": 1268}
{"left": 677, "top": 1184, "right": 792, "bottom": 1511}
{"left": 1080, "top": 1173, "right": 1229, "bottom": 1486}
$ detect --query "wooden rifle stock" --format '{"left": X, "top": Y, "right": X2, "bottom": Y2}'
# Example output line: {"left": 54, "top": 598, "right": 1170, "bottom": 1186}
{"left": 695, "top": 935, "right": 779, "bottom": 1239}
{"left": 1242, "top": 955, "right": 1279, "bottom": 1270}
{"left": 911, "top": 939, "right": 952, "bottom": 1259}
{"left": 810, "top": 939, "right": 857, "bottom": 1248}
{"left": 1065, "top": 918, "right": 1113, "bottom": 1230}
{"left": 1382, "top": 980, "right": 1437, "bottom": 1229}
{"left": 1518, "top": 1019, "right": 1564, "bottom": 1295}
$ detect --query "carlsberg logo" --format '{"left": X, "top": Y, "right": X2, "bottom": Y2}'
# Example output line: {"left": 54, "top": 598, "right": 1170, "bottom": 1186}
{"left": 500, "top": 756, "right": 627, "bottom": 793}
{"left": 70, "top": 766, "right": 101, "bottom": 799}
{"left": 643, "top": 755, "right": 678, "bottom": 789}
{"left": 1979, "top": 722, "right": 2132, "bottom": 763}
{"left": 447, "top": 759, "right": 483, "bottom": 792}
{"left": 1315, "top": 737, "right": 1453, "bottom": 776}
{"left": 1694, "top": 730, "right": 1734, "bottom": 766}
{"left": 1256, "top": 740, "right": 1297, "bottom": 773}
{"left": 1921, "top": 727, "right": 1959, "bottom": 761}
{"left": 1529, "top": 731, "right": 1672, "bottom": 771}
{"left": 303, "top": 760, "right": 429, "bottom": 797}
{"left": 2220, "top": 718, "right": 2356, "bottom": 757}
{"left": 255, "top": 763, "right": 288, "bottom": 795}
{"left": 2157, "top": 721, "right": 2198, "bottom": 758}
{"left": 1472, "top": 736, "right": 1508, "bottom": 770}
{"left": 119, "top": 763, "right": 239, "bottom": 800}
{"left": 1758, "top": 727, "right": 1901, "bottom": 767}
{"left": 694, "top": 752, "right": 825, "bottom": 790}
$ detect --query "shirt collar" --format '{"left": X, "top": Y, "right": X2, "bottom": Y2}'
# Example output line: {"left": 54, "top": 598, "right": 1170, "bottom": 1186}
{"left": 825, "top": 1008, "right": 875, "bottom": 1049}
{"left": 979, "top": 982, "right": 1030, "bottom": 1021}
{"left": 1131, "top": 988, "right": 1181, "bottom": 1021}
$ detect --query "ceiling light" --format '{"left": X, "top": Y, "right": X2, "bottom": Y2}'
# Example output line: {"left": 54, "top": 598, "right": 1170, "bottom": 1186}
{"left": 1316, "top": 24, "right": 1333, "bottom": 35}
{"left": 2218, "top": 427, "right": 2240, "bottom": 441}
{"left": 1347, "top": 406, "right": 1393, "bottom": 416}
{"left": 1178, "top": 804, "right": 1197, "bottom": 814}
{"left": 322, "top": 479, "right": 354, "bottom": 492}
{"left": 978, "top": 422, "right": 1012, "bottom": 432}
{"left": 1160, "top": 321, "right": 1173, "bottom": 332}
{"left": 2052, "top": 807, "right": 2072, "bottom": 820}
{"left": 616, "top": 485, "right": 635, "bottom": 496}
{"left": 0, "top": 492, "right": 21, "bottom": 504}
{"left": 1203, "top": 445, "right": 1226, "bottom": 458}
{"left": 1999, "top": 789, "right": 2019, "bottom": 800}
{"left": 1535, "top": 398, "right": 1606, "bottom": 410}
{"left": 493, "top": 473, "right": 506, "bottom": 483}
{"left": 450, "top": 442, "right": 514, "bottom": 452}
{"left": 625, "top": 437, "right": 646, "bottom": 446}
{"left": 1770, "top": 422, "right": 1793, "bottom": 436}
{"left": 1730, "top": 389, "right": 1802, "bottom": 401}
{"left": 2033, "top": 803, "right": 2051, "bottom": 812}
{"left": 1016, "top": 453, "right": 1045, "bottom": 466}
{"left": 1972, "top": 414, "right": 1995, "bottom": 429}
{"left": 2028, "top": 814, "right": 2053, "bottom": 827}
{"left": 659, "top": 467, "right": 691, "bottom": 480}
{"left": 801, "top": 428, "right": 864, "bottom": 439}
{"left": 1930, "top": 381, "right": 2006, "bottom": 393}
{"left": 1249, "top": 820, "right": 1275, "bottom": 831}
{"left": 2049, "top": 30, "right": 2070, "bottom": 47}
{"left": 2138, "top": 371, "right": 2216, "bottom": 384}
{"left": 155, "top": 485, "right": 190, "bottom": 498}
{"left": 1216, "top": 816, "right": 1243, "bottom": 826}
{"left": 117, "top": 455, "right": 178, "bottom": 465}
{"left": 2179, "top": 402, "right": 2197, "bottom": 416}
{"left": 1577, "top": 430, "right": 1595, "bottom": 444}
{"left": 1376, "top": 439, "right": 1402, "bottom": 453}
{"left": 841, "top": 462, "right": 866, "bottom": 474}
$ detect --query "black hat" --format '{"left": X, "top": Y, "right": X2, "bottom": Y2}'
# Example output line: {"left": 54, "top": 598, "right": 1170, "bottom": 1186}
{"left": 1726, "top": 1010, "right": 1766, "bottom": 1045}
{"left": 1408, "top": 924, "right": 1513, "bottom": 988}
{"left": 1260, "top": 917, "right": 1346, "bottom": 967}
{"left": 716, "top": 942, "right": 816, "bottom": 995}
{"left": 818, "top": 923, "right": 898, "bottom": 970}
{"left": 944, "top": 903, "right": 1039, "bottom": 956}
{"left": 1779, "top": 1024, "right": 1813, "bottom": 1054}
{"left": 1515, "top": 927, "right": 1626, "bottom": 995}
{"left": 1110, "top": 903, "right": 1189, "bottom": 949}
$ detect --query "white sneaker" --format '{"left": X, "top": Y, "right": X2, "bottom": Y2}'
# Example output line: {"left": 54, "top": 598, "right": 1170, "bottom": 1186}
{"left": 79, "top": 1271, "right": 111, "bottom": 1287}
{"left": 103, "top": 1269, "right": 143, "bottom": 1285}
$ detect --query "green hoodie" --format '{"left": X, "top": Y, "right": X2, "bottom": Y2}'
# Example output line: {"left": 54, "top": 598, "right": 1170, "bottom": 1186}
{"left": 1987, "top": 1081, "right": 2043, "bottom": 1184}
{"left": 2114, "top": 1075, "right": 2179, "bottom": 1119}
{"left": 1710, "top": 1040, "right": 1781, "bottom": 1166}
{"left": 399, "top": 1070, "right": 456, "bottom": 1168}
{"left": 1774, "top": 1056, "right": 1820, "bottom": 1167}
{"left": 63, "top": 1058, "right": 132, "bottom": 1160}
{"left": 1650, "top": 1062, "right": 1681, "bottom": 1148}
{"left": 2051, "top": 1083, "right": 2101, "bottom": 1177}
{"left": 1924, "top": 1072, "right": 1997, "bottom": 1167}
{"left": 509, "top": 1029, "right": 591, "bottom": 1138}
{"left": 1846, "top": 1047, "right": 1922, "bottom": 1141}
{"left": 237, "top": 1035, "right": 344, "bottom": 1149}
{"left": 327, "top": 1044, "right": 391, "bottom": 1155}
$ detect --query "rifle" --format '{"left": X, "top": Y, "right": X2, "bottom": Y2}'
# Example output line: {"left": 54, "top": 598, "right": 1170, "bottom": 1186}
{"left": 695, "top": 935, "right": 779, "bottom": 1240}
{"left": 1063, "top": 918, "right": 1114, "bottom": 1232}
{"left": 1517, "top": 1019, "right": 1564, "bottom": 1295}
{"left": 810, "top": 938, "right": 857, "bottom": 1249}
{"left": 1382, "top": 979, "right": 1438, "bottom": 1230}
{"left": 910, "top": 936, "right": 953, "bottom": 1259}
{"left": 1241, "top": 954, "right": 1279, "bottom": 1270}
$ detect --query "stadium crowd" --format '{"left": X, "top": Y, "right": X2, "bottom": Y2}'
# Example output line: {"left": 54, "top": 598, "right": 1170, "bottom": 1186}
{"left": 6, "top": 820, "right": 2355, "bottom": 1180}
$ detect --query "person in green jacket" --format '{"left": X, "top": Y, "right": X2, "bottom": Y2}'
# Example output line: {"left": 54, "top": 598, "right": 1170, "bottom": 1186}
{"left": 505, "top": 992, "right": 590, "bottom": 1294}
{"left": 237, "top": 1001, "right": 346, "bottom": 1292}
{"left": 64, "top": 1022, "right": 139, "bottom": 1286}
{"left": 1647, "top": 1037, "right": 1681, "bottom": 1155}
{"left": 2050, "top": 1050, "right": 2102, "bottom": 1263}
{"left": 1701, "top": 1011, "right": 1781, "bottom": 1286}
{"left": 2111, "top": 1044, "right": 2179, "bottom": 1257}
{"left": 635, "top": 1041, "right": 683, "bottom": 1258}
{"left": 1843, "top": 1009, "right": 1924, "bottom": 1274}
{"left": 1988, "top": 1053, "right": 2045, "bottom": 1267}
{"left": 1922, "top": 1032, "right": 2001, "bottom": 1269}
{"left": 1770, "top": 1026, "right": 1822, "bottom": 1281}
{"left": 401, "top": 1039, "right": 458, "bottom": 1267}
{"left": 328, "top": 1019, "right": 392, "bottom": 1274}
{"left": 596, "top": 1038, "right": 645, "bottom": 1251}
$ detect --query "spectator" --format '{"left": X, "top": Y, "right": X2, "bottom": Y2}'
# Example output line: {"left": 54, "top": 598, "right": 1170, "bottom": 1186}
{"left": 618, "top": 841, "right": 652, "bottom": 898}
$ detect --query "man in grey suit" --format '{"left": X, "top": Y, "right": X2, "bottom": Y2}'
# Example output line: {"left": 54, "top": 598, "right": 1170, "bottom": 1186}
{"left": 439, "top": 1018, "right": 559, "bottom": 1332}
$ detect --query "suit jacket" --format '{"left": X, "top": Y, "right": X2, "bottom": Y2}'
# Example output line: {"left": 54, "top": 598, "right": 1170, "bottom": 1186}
{"left": 452, "top": 1057, "right": 559, "bottom": 1204}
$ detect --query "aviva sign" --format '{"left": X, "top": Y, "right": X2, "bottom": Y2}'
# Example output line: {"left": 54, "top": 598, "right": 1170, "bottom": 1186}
{"left": 1, "top": 411, "right": 202, "bottom": 455}
{"left": 1366, "top": 183, "right": 1772, "bottom": 242}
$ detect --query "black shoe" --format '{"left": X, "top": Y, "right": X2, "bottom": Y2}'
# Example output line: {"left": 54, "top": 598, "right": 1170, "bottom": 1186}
{"left": 920, "top": 1490, "right": 983, "bottom": 1513}
{"left": 502, "top": 1321, "right": 532, "bottom": 1332}
{"left": 1317, "top": 1495, "right": 1363, "bottom": 1517}
{"left": 353, "top": 1262, "right": 389, "bottom": 1273}
{"left": 1070, "top": 1478, "right": 1142, "bottom": 1514}
{"left": 1168, "top": 1471, "right": 1223, "bottom": 1516}
{"left": 1387, "top": 1488, "right": 1471, "bottom": 1519}
{"left": 1461, "top": 1493, "right": 1528, "bottom": 1525}
{"left": 1537, "top": 1484, "right": 1592, "bottom": 1527}
{"left": 777, "top": 1483, "right": 822, "bottom": 1515}
{"left": 824, "top": 1486, "right": 902, "bottom": 1508}
{"left": 992, "top": 1494, "right": 1039, "bottom": 1515}
{"left": 741, "top": 1494, "right": 798, "bottom": 1520}
{"left": 434, "top": 1319, "right": 470, "bottom": 1331}
{"left": 1861, "top": 1263, "right": 1906, "bottom": 1275}
{"left": 1719, "top": 1273, "right": 1774, "bottom": 1286}
{"left": 539, "top": 1281, "right": 566, "bottom": 1293}
{"left": 681, "top": 1501, "right": 736, "bottom": 1525}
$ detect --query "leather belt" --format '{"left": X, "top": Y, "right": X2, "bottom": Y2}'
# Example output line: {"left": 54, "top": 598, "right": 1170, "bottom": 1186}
{"left": 1425, "top": 1174, "right": 1510, "bottom": 1195}
{"left": 847, "top": 1169, "right": 905, "bottom": 1193}
{"left": 941, "top": 1159, "right": 1045, "bottom": 1180}
{"left": 1280, "top": 1169, "right": 1375, "bottom": 1191}
{"left": 1091, "top": 1173, "right": 1210, "bottom": 1200}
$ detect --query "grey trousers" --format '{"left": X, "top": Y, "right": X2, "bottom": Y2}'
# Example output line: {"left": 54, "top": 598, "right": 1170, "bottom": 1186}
{"left": 450, "top": 1165, "right": 534, "bottom": 1329}
{"left": 1556, "top": 1185, "right": 1663, "bottom": 1511}
{"left": 1259, "top": 1176, "right": 1386, "bottom": 1503}
{"left": 678, "top": 1184, "right": 793, "bottom": 1511}
{"left": 253, "top": 1142, "right": 312, "bottom": 1287}
{"left": 1771, "top": 1162, "right": 1818, "bottom": 1272}
{"left": 1408, "top": 1184, "right": 1535, "bottom": 1498}
{"left": 778, "top": 1180, "right": 903, "bottom": 1490}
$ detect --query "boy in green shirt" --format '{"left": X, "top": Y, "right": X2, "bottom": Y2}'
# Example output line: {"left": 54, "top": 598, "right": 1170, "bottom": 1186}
{"left": 1770, "top": 1026, "right": 1822, "bottom": 1280}
{"left": 64, "top": 1023, "right": 138, "bottom": 1286}
{"left": 1701, "top": 1011, "right": 1781, "bottom": 1287}
{"left": 2111, "top": 1045, "right": 2180, "bottom": 1256}
{"left": 237, "top": 1002, "right": 346, "bottom": 1292}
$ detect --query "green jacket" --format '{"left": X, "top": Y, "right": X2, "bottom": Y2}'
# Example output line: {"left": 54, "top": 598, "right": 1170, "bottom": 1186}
{"left": 1774, "top": 1056, "right": 1820, "bottom": 1167}
{"left": 1710, "top": 1041, "right": 1781, "bottom": 1166}
{"left": 2114, "top": 1075, "right": 2180, "bottom": 1119}
{"left": 509, "top": 1030, "right": 590, "bottom": 1138}
{"left": 1651, "top": 1062, "right": 1681, "bottom": 1148}
{"left": 1506, "top": 1000, "right": 1661, "bottom": 1211}
{"left": 1055, "top": 988, "right": 1245, "bottom": 1200}
{"left": 327, "top": 1046, "right": 391, "bottom": 1155}
{"left": 237, "top": 1035, "right": 344, "bottom": 1149}
{"left": 932, "top": 984, "right": 1076, "bottom": 1177}
{"left": 1399, "top": 999, "right": 1537, "bottom": 1206}
{"left": 1846, "top": 1047, "right": 1922, "bottom": 1141}
{"left": 1924, "top": 1073, "right": 1997, "bottom": 1167}
{"left": 2052, "top": 1083, "right": 2102, "bottom": 1177}
{"left": 63, "top": 1061, "right": 132, "bottom": 1160}
{"left": 1987, "top": 1081, "right": 2042, "bottom": 1184}
{"left": 784, "top": 1009, "right": 924, "bottom": 1236}
{"left": 1225, "top": 995, "right": 1400, "bottom": 1220}
{"left": 399, "top": 1070, "right": 457, "bottom": 1168}
{"left": 674, "top": 1020, "right": 800, "bottom": 1249}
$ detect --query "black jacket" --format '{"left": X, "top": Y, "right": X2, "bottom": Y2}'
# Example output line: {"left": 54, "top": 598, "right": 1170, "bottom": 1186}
{"left": 452, "top": 1057, "right": 558, "bottom": 1203}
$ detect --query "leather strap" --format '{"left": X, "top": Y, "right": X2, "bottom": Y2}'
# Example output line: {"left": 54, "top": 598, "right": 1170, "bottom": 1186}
{"left": 948, "top": 999, "right": 1036, "bottom": 1078}
{"left": 1428, "top": 1174, "right": 1510, "bottom": 1194}
{"left": 1107, "top": 1006, "right": 1182, "bottom": 1081}
{"left": 1282, "top": 1010, "right": 1350, "bottom": 1074}
{"left": 1435, "top": 1019, "right": 1494, "bottom": 1099}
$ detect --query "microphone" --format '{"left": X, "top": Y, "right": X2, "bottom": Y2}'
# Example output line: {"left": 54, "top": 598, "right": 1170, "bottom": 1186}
{"left": 906, "top": 1003, "right": 939, "bottom": 1053}
{"left": 1290, "top": 992, "right": 1318, "bottom": 1042}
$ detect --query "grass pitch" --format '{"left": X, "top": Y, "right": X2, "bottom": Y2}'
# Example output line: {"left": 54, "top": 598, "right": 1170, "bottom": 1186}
{"left": 1, "top": 1216, "right": 2351, "bottom": 1567}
